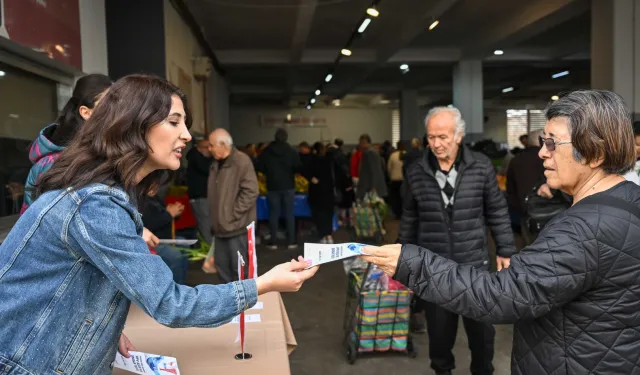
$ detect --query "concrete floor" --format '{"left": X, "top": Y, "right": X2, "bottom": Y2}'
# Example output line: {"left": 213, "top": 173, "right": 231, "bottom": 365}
{"left": 186, "top": 219, "right": 514, "bottom": 375}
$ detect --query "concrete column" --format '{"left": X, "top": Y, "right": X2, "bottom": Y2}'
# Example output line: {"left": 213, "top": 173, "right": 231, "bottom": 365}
{"left": 591, "top": 0, "right": 640, "bottom": 120}
{"left": 400, "top": 89, "right": 421, "bottom": 141}
{"left": 453, "top": 60, "right": 483, "bottom": 141}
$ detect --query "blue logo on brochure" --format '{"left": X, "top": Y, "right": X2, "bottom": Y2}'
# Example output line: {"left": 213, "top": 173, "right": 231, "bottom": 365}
{"left": 347, "top": 243, "right": 364, "bottom": 253}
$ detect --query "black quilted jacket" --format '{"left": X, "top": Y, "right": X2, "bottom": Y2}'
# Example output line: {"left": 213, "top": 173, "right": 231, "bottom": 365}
{"left": 394, "top": 181, "right": 640, "bottom": 374}
{"left": 399, "top": 146, "right": 516, "bottom": 268}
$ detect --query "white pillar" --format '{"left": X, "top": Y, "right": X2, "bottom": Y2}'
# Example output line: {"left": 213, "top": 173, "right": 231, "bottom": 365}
{"left": 591, "top": 0, "right": 640, "bottom": 120}
{"left": 400, "top": 89, "right": 421, "bottom": 141}
{"left": 453, "top": 60, "right": 483, "bottom": 141}
{"left": 79, "top": 0, "right": 108, "bottom": 75}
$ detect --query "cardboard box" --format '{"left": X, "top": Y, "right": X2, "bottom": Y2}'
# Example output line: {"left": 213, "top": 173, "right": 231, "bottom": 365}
{"left": 113, "top": 292, "right": 297, "bottom": 375}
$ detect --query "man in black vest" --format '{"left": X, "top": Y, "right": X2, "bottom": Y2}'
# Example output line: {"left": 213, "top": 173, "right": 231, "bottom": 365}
{"left": 399, "top": 106, "right": 516, "bottom": 375}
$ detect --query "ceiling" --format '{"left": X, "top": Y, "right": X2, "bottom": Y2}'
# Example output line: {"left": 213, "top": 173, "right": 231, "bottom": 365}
{"left": 183, "top": 0, "right": 592, "bottom": 108}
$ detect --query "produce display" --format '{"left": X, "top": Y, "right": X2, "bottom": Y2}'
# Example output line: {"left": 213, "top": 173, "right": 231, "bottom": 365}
{"left": 257, "top": 172, "right": 309, "bottom": 195}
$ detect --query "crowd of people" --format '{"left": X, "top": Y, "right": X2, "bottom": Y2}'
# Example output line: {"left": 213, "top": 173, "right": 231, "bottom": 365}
{"left": 3, "top": 72, "right": 640, "bottom": 375}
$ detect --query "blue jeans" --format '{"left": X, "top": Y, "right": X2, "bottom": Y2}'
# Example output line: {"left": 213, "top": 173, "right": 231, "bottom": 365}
{"left": 267, "top": 189, "right": 296, "bottom": 244}
{"left": 155, "top": 243, "right": 189, "bottom": 284}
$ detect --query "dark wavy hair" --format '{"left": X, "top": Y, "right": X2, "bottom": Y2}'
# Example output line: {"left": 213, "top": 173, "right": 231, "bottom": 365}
{"left": 35, "top": 74, "right": 191, "bottom": 203}
{"left": 50, "top": 74, "right": 113, "bottom": 147}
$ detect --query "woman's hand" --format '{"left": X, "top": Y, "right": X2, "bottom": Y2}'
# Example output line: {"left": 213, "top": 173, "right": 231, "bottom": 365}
{"left": 256, "top": 256, "right": 319, "bottom": 294}
{"left": 360, "top": 244, "right": 402, "bottom": 276}
{"left": 311, "top": 177, "right": 319, "bottom": 184}
{"left": 142, "top": 227, "right": 159, "bottom": 247}
{"left": 118, "top": 333, "right": 136, "bottom": 358}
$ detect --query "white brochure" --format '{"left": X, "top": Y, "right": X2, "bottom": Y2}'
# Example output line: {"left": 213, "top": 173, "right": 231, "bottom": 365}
{"left": 304, "top": 242, "right": 370, "bottom": 268}
{"left": 113, "top": 351, "right": 180, "bottom": 375}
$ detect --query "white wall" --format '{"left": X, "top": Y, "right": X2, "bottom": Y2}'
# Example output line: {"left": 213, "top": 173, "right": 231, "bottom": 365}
{"left": 207, "top": 69, "right": 230, "bottom": 133}
{"left": 229, "top": 107, "right": 393, "bottom": 146}
{"left": 79, "top": 0, "right": 108, "bottom": 75}
{"left": 483, "top": 109, "right": 507, "bottom": 143}
{"left": 164, "top": 0, "right": 208, "bottom": 135}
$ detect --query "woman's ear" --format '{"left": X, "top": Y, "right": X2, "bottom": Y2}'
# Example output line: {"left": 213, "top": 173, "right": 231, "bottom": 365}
{"left": 79, "top": 106, "right": 92, "bottom": 120}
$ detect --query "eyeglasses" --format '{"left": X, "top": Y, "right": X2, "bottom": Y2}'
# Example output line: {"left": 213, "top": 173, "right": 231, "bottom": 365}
{"left": 539, "top": 136, "right": 572, "bottom": 152}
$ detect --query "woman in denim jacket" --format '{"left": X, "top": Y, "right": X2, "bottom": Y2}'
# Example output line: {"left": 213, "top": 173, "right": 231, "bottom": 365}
{"left": 0, "top": 74, "right": 318, "bottom": 375}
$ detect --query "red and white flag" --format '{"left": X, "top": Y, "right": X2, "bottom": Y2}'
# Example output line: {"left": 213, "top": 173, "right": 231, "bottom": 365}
{"left": 246, "top": 222, "right": 257, "bottom": 278}
{"left": 237, "top": 252, "right": 246, "bottom": 354}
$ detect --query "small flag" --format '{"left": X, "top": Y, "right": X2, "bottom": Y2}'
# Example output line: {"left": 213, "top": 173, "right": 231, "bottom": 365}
{"left": 247, "top": 222, "right": 257, "bottom": 278}
{"left": 237, "top": 252, "right": 246, "bottom": 354}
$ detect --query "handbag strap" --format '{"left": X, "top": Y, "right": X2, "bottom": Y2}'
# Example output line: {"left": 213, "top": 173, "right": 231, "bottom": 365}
{"left": 578, "top": 194, "right": 640, "bottom": 222}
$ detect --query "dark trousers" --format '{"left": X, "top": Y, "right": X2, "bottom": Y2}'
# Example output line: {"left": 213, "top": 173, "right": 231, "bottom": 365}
{"left": 311, "top": 205, "right": 334, "bottom": 238}
{"left": 214, "top": 233, "right": 249, "bottom": 283}
{"left": 389, "top": 180, "right": 403, "bottom": 218}
{"left": 267, "top": 189, "right": 296, "bottom": 245}
{"left": 423, "top": 301, "right": 495, "bottom": 375}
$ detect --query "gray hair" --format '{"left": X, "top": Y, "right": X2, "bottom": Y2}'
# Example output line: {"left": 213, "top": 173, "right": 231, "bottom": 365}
{"left": 424, "top": 106, "right": 466, "bottom": 136}
{"left": 210, "top": 129, "right": 234, "bottom": 147}
{"left": 545, "top": 90, "right": 635, "bottom": 174}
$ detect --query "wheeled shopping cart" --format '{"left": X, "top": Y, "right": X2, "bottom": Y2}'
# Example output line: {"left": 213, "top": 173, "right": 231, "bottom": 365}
{"left": 342, "top": 263, "right": 417, "bottom": 364}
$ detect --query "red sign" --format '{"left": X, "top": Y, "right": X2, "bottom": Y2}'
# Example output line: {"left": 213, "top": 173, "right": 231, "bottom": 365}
{"left": 2, "top": 0, "right": 82, "bottom": 70}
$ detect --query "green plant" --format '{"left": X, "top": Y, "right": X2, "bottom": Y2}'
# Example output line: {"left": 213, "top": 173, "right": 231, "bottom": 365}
{"left": 177, "top": 232, "right": 211, "bottom": 261}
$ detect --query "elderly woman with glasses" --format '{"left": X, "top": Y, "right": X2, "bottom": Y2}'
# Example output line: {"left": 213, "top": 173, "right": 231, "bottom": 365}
{"left": 362, "top": 90, "right": 640, "bottom": 375}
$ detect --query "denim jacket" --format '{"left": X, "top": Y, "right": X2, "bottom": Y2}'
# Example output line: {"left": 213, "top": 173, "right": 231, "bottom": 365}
{"left": 0, "top": 184, "right": 257, "bottom": 375}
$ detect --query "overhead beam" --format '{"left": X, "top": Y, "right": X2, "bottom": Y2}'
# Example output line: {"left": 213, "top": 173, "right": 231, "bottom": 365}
{"left": 215, "top": 47, "right": 589, "bottom": 65}
{"left": 285, "top": 0, "right": 319, "bottom": 101}
{"left": 334, "top": 0, "right": 463, "bottom": 98}
{"left": 462, "top": 0, "right": 590, "bottom": 58}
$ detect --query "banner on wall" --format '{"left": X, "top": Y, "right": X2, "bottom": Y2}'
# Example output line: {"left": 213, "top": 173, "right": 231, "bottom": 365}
{"left": 2, "top": 0, "right": 82, "bottom": 69}
{"left": 259, "top": 115, "right": 328, "bottom": 128}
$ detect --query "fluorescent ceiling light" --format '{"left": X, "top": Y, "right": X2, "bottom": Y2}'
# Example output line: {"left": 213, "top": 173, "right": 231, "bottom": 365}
{"left": 325, "top": 74, "right": 333, "bottom": 82}
{"left": 494, "top": 49, "right": 504, "bottom": 55}
{"left": 310, "top": 98, "right": 316, "bottom": 104}
{"left": 502, "top": 87, "right": 514, "bottom": 93}
{"left": 358, "top": 18, "right": 372, "bottom": 33}
{"left": 0, "top": 71, "right": 5, "bottom": 77}
{"left": 366, "top": 7, "right": 379, "bottom": 17}
{"left": 341, "top": 48, "right": 352, "bottom": 56}
{"left": 400, "top": 64, "right": 409, "bottom": 70}
{"left": 551, "top": 95, "right": 559, "bottom": 101}
{"left": 429, "top": 20, "right": 439, "bottom": 30}
{"left": 379, "top": 99, "right": 390, "bottom": 104}
{"left": 315, "top": 89, "right": 321, "bottom": 96}
{"left": 306, "top": 105, "right": 311, "bottom": 110}
{"left": 552, "top": 70, "right": 569, "bottom": 79}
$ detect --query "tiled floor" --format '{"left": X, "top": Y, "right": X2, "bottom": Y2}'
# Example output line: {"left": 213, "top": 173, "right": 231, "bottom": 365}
{"left": 186, "top": 219, "right": 514, "bottom": 375}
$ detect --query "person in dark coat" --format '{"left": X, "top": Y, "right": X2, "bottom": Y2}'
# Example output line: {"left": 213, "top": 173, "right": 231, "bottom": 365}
{"left": 506, "top": 130, "right": 546, "bottom": 234}
{"left": 256, "top": 128, "right": 302, "bottom": 249}
{"left": 402, "top": 137, "right": 423, "bottom": 177}
{"left": 186, "top": 139, "right": 213, "bottom": 244}
{"left": 362, "top": 90, "right": 640, "bottom": 375}
{"left": 303, "top": 143, "right": 336, "bottom": 243}
{"left": 393, "top": 106, "right": 515, "bottom": 375}
{"left": 142, "top": 188, "right": 188, "bottom": 284}
{"left": 356, "top": 134, "right": 388, "bottom": 200}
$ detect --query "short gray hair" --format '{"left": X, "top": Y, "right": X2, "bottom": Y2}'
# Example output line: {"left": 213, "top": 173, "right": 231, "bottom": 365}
{"left": 425, "top": 106, "right": 466, "bottom": 136}
{"left": 210, "top": 129, "right": 234, "bottom": 147}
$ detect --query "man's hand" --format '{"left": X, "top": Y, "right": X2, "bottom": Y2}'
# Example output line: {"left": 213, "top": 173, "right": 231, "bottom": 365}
{"left": 166, "top": 202, "right": 185, "bottom": 218}
{"left": 537, "top": 183, "right": 553, "bottom": 199}
{"left": 142, "top": 227, "right": 159, "bottom": 248}
{"left": 118, "top": 333, "right": 136, "bottom": 358}
{"left": 496, "top": 256, "right": 511, "bottom": 271}
{"left": 359, "top": 244, "right": 402, "bottom": 276}
{"left": 311, "top": 177, "right": 319, "bottom": 184}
